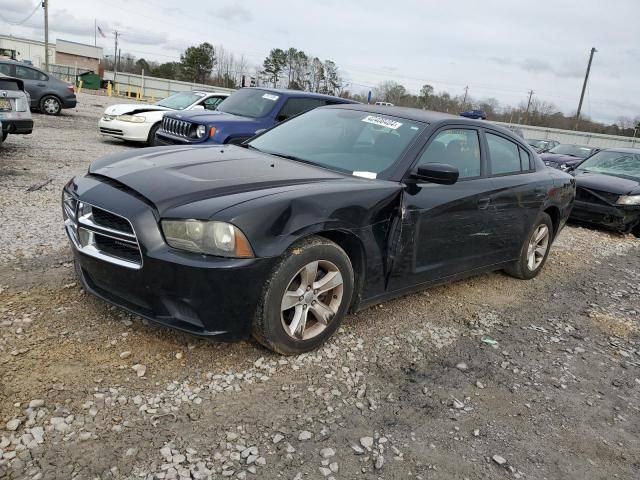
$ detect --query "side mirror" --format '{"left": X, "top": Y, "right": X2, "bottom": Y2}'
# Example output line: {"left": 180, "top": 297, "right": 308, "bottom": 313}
{"left": 192, "top": 105, "right": 205, "bottom": 111}
{"left": 412, "top": 163, "right": 459, "bottom": 185}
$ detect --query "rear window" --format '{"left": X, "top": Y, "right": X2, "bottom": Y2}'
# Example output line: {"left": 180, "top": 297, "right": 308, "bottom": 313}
{"left": 0, "top": 79, "right": 20, "bottom": 90}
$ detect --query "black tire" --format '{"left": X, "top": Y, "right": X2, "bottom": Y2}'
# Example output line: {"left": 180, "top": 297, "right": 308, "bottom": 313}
{"left": 39, "top": 95, "right": 61, "bottom": 115}
{"left": 632, "top": 224, "right": 640, "bottom": 239}
{"left": 1, "top": 131, "right": 7, "bottom": 143}
{"left": 253, "top": 236, "right": 354, "bottom": 355}
{"left": 147, "top": 122, "right": 161, "bottom": 146}
{"left": 504, "top": 212, "right": 554, "bottom": 280}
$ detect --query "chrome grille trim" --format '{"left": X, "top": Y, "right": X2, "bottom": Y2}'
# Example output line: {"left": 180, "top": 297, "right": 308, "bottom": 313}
{"left": 161, "top": 117, "right": 192, "bottom": 138}
{"left": 63, "top": 195, "right": 143, "bottom": 270}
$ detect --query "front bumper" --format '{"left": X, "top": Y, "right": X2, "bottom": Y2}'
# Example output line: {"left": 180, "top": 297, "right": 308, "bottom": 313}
{"left": 64, "top": 177, "right": 276, "bottom": 339}
{"left": 570, "top": 200, "right": 640, "bottom": 233}
{"left": 98, "top": 118, "right": 152, "bottom": 142}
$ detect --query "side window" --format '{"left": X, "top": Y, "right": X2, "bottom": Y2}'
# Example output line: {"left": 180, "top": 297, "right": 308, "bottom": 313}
{"left": 519, "top": 147, "right": 531, "bottom": 171}
{"left": 203, "top": 96, "right": 223, "bottom": 110}
{"left": 277, "top": 98, "right": 325, "bottom": 121}
{"left": 0, "top": 63, "right": 14, "bottom": 75}
{"left": 417, "top": 128, "right": 481, "bottom": 179}
{"left": 486, "top": 133, "right": 523, "bottom": 175}
{"left": 15, "top": 66, "right": 47, "bottom": 81}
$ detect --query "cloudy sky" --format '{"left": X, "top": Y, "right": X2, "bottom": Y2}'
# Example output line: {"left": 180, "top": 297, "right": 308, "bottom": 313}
{"left": 2, "top": 0, "right": 639, "bottom": 124}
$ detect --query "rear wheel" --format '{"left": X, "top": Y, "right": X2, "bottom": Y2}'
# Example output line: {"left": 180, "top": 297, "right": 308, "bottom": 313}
{"left": 1, "top": 131, "right": 7, "bottom": 143}
{"left": 253, "top": 236, "right": 354, "bottom": 355}
{"left": 632, "top": 224, "right": 640, "bottom": 239}
{"left": 504, "top": 213, "right": 553, "bottom": 280}
{"left": 40, "top": 95, "right": 61, "bottom": 115}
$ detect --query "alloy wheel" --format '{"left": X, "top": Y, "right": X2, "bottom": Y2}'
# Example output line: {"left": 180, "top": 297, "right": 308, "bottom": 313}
{"left": 280, "top": 260, "right": 344, "bottom": 340}
{"left": 43, "top": 97, "right": 60, "bottom": 114}
{"left": 526, "top": 224, "right": 549, "bottom": 271}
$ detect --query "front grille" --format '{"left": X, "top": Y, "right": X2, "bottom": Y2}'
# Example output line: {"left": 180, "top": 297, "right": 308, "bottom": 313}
{"left": 92, "top": 207, "right": 134, "bottom": 234}
{"left": 63, "top": 193, "right": 142, "bottom": 269}
{"left": 161, "top": 117, "right": 193, "bottom": 138}
{"left": 576, "top": 187, "right": 620, "bottom": 206}
{"left": 100, "top": 127, "right": 123, "bottom": 135}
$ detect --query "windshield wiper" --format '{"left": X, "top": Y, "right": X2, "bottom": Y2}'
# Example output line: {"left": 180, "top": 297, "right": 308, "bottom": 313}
{"left": 264, "top": 151, "right": 319, "bottom": 166}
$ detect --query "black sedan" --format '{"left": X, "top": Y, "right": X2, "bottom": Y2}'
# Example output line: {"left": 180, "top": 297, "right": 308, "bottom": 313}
{"left": 62, "top": 105, "right": 574, "bottom": 354}
{"left": 541, "top": 143, "right": 599, "bottom": 170}
{"left": 569, "top": 148, "right": 640, "bottom": 237}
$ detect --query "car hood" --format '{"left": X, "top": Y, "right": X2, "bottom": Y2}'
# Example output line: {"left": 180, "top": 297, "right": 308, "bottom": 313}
{"left": 166, "top": 110, "right": 257, "bottom": 125}
{"left": 573, "top": 170, "right": 640, "bottom": 195}
{"left": 540, "top": 153, "right": 583, "bottom": 164}
{"left": 103, "top": 104, "right": 172, "bottom": 116}
{"left": 89, "top": 145, "right": 346, "bottom": 214}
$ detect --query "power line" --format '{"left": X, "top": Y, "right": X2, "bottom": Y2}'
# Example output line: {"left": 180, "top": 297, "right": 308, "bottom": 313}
{"left": 0, "top": 1, "right": 40, "bottom": 26}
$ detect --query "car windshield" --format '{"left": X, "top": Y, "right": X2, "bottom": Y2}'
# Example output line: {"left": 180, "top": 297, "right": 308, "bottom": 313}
{"left": 155, "top": 91, "right": 206, "bottom": 110}
{"left": 527, "top": 139, "right": 548, "bottom": 149}
{"left": 576, "top": 150, "right": 640, "bottom": 180}
{"left": 548, "top": 144, "right": 593, "bottom": 158}
{"left": 248, "top": 108, "right": 424, "bottom": 177}
{"left": 216, "top": 88, "right": 281, "bottom": 118}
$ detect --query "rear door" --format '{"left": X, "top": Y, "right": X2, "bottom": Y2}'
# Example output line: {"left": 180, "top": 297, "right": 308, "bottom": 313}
{"left": 14, "top": 65, "right": 48, "bottom": 107}
{"left": 482, "top": 130, "right": 546, "bottom": 262}
{"left": 388, "top": 126, "right": 496, "bottom": 290}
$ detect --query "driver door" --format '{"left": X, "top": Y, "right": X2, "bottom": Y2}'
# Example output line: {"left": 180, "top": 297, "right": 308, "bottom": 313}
{"left": 388, "top": 127, "right": 495, "bottom": 291}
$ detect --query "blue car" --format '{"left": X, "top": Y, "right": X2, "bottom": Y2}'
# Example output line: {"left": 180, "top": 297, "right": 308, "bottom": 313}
{"left": 155, "top": 87, "right": 357, "bottom": 146}
{"left": 460, "top": 109, "right": 487, "bottom": 120}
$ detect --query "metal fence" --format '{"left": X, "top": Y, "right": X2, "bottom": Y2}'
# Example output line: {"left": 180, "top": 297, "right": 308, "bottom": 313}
{"left": 102, "top": 71, "right": 235, "bottom": 99}
{"left": 493, "top": 121, "right": 638, "bottom": 149}
{"left": 49, "top": 63, "right": 91, "bottom": 83}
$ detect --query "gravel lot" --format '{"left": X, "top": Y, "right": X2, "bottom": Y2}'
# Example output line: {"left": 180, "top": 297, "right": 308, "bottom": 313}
{"left": 1, "top": 93, "right": 639, "bottom": 480}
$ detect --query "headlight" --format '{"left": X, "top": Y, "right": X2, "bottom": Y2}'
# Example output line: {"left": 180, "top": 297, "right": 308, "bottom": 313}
{"left": 117, "top": 114, "right": 146, "bottom": 123}
{"left": 161, "top": 220, "right": 254, "bottom": 258}
{"left": 196, "top": 125, "right": 206, "bottom": 138}
{"left": 544, "top": 161, "right": 551, "bottom": 166}
{"left": 616, "top": 195, "right": 640, "bottom": 206}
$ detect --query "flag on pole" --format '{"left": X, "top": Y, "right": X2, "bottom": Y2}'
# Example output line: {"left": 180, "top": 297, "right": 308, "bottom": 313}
{"left": 97, "top": 25, "right": 106, "bottom": 38}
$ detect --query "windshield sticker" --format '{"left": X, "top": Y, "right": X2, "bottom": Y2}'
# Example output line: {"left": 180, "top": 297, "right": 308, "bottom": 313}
{"left": 353, "top": 171, "right": 377, "bottom": 179}
{"left": 262, "top": 93, "right": 279, "bottom": 101}
{"left": 362, "top": 115, "right": 402, "bottom": 130}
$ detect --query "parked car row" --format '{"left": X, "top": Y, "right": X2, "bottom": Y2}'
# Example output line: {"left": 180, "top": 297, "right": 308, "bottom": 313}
{"left": 0, "top": 59, "right": 77, "bottom": 115}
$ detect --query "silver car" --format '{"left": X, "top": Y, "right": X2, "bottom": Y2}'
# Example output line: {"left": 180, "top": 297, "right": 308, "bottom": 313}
{"left": 0, "top": 73, "right": 33, "bottom": 144}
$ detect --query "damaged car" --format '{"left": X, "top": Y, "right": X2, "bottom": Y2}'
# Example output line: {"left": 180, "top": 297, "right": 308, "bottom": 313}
{"left": 541, "top": 143, "right": 599, "bottom": 170}
{"left": 569, "top": 148, "right": 640, "bottom": 237}
{"left": 99, "top": 91, "right": 229, "bottom": 146}
{"left": 63, "top": 105, "right": 574, "bottom": 354}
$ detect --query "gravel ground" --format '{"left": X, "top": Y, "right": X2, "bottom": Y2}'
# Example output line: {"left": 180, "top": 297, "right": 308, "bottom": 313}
{"left": 1, "top": 94, "right": 639, "bottom": 479}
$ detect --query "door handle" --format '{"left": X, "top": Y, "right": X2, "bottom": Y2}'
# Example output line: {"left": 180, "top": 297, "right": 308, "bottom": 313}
{"left": 37, "top": 83, "right": 46, "bottom": 87}
{"left": 478, "top": 197, "right": 491, "bottom": 210}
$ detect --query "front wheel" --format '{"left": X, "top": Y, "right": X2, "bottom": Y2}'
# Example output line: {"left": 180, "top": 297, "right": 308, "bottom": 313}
{"left": 40, "top": 95, "right": 61, "bottom": 115}
{"left": 253, "top": 236, "right": 354, "bottom": 355}
{"left": 504, "top": 213, "right": 553, "bottom": 280}
{"left": 147, "top": 122, "right": 161, "bottom": 146}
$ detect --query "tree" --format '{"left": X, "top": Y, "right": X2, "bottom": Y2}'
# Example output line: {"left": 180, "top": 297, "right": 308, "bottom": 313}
{"left": 180, "top": 42, "right": 216, "bottom": 84}
{"left": 419, "top": 84, "right": 434, "bottom": 107}
{"left": 135, "top": 58, "right": 151, "bottom": 75}
{"left": 152, "top": 62, "right": 180, "bottom": 79}
{"left": 375, "top": 81, "right": 407, "bottom": 105}
{"left": 262, "top": 48, "right": 287, "bottom": 87}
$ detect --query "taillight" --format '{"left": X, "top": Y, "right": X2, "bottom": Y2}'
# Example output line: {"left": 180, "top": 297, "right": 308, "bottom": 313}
{"left": 67, "top": 84, "right": 75, "bottom": 93}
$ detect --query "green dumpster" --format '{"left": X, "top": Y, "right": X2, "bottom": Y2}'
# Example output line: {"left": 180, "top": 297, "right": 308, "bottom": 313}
{"left": 77, "top": 71, "right": 101, "bottom": 90}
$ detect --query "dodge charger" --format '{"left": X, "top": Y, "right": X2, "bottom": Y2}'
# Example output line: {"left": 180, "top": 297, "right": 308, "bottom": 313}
{"left": 62, "top": 105, "right": 575, "bottom": 354}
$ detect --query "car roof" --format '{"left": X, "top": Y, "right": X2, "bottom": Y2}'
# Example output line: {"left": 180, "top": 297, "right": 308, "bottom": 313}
{"left": 602, "top": 147, "right": 640, "bottom": 154}
{"left": 246, "top": 87, "right": 358, "bottom": 103}
{"left": 326, "top": 103, "right": 459, "bottom": 122}
{"left": 192, "top": 91, "right": 229, "bottom": 96}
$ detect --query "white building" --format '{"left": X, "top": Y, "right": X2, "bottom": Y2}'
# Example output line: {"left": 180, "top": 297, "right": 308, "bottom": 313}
{"left": 0, "top": 35, "right": 102, "bottom": 72}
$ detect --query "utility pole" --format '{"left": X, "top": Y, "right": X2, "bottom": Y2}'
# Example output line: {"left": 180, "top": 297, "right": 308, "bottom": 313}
{"left": 462, "top": 85, "right": 469, "bottom": 109}
{"left": 113, "top": 31, "right": 119, "bottom": 88}
{"left": 524, "top": 90, "right": 534, "bottom": 124}
{"left": 575, "top": 47, "right": 597, "bottom": 130}
{"left": 42, "top": 0, "right": 49, "bottom": 72}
